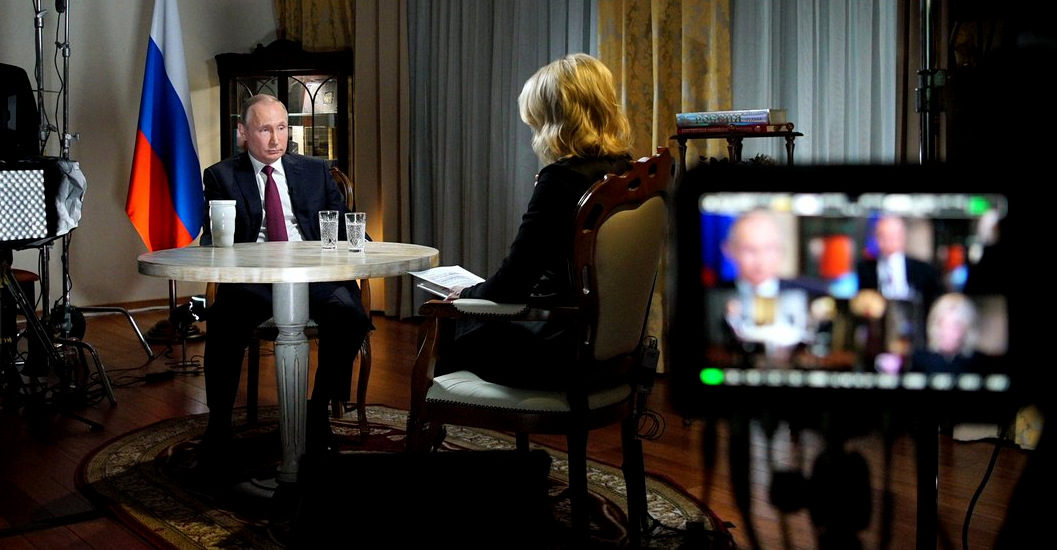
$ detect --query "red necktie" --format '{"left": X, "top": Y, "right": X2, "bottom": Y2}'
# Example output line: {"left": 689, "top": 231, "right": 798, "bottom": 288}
{"left": 262, "top": 165, "right": 288, "bottom": 241}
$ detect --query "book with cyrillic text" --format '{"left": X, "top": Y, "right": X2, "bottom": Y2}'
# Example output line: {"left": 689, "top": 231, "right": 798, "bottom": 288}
{"left": 676, "top": 108, "right": 787, "bottom": 128}
{"left": 409, "top": 265, "right": 485, "bottom": 298}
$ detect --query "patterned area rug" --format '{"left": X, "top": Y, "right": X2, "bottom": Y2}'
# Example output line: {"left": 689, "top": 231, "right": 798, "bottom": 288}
{"left": 77, "top": 405, "right": 731, "bottom": 549}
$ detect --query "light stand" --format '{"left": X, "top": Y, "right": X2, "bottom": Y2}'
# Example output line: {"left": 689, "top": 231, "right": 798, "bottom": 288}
{"left": 916, "top": 0, "right": 944, "bottom": 164}
{"left": 58, "top": 0, "right": 75, "bottom": 160}
{"left": 32, "top": 0, "right": 49, "bottom": 153}
{"left": 913, "top": 2, "right": 943, "bottom": 548}
{"left": 8, "top": 2, "right": 160, "bottom": 427}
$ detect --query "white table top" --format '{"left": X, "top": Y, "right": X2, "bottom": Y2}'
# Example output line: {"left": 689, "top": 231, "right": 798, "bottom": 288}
{"left": 137, "top": 241, "right": 439, "bottom": 284}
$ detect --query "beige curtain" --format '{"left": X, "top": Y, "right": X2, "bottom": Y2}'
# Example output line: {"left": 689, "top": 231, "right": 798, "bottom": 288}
{"left": 274, "top": 0, "right": 355, "bottom": 50}
{"left": 274, "top": 0, "right": 412, "bottom": 317}
{"left": 598, "top": 0, "right": 732, "bottom": 166}
{"left": 597, "top": 0, "right": 732, "bottom": 372}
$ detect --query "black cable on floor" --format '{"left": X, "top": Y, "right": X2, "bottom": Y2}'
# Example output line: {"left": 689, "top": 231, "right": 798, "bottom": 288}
{"left": 962, "top": 425, "right": 1011, "bottom": 550}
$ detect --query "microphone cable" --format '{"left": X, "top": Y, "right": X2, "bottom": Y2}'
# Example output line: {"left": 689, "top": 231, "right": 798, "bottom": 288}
{"left": 961, "top": 423, "right": 1011, "bottom": 550}
{"left": 636, "top": 406, "right": 665, "bottom": 440}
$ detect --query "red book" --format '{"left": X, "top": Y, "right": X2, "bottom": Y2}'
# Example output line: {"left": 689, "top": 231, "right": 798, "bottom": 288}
{"left": 676, "top": 122, "right": 794, "bottom": 135}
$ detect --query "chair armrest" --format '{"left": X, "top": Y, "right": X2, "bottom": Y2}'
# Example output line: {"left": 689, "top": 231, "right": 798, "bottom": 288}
{"left": 452, "top": 298, "right": 527, "bottom": 316}
{"left": 418, "top": 298, "right": 578, "bottom": 322}
{"left": 408, "top": 297, "right": 581, "bottom": 442}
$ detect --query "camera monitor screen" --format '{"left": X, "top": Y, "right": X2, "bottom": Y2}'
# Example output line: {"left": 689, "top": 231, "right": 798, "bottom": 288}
{"left": 669, "top": 163, "right": 1021, "bottom": 423}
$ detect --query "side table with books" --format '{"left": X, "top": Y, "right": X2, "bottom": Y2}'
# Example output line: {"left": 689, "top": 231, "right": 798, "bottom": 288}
{"left": 671, "top": 122, "right": 804, "bottom": 181}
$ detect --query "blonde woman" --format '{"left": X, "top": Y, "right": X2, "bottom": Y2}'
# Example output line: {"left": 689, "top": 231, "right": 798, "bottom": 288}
{"left": 441, "top": 53, "right": 633, "bottom": 389}
{"left": 910, "top": 292, "right": 980, "bottom": 374}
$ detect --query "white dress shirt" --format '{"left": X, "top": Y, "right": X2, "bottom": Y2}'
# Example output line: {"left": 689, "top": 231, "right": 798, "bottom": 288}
{"left": 878, "top": 252, "right": 909, "bottom": 300}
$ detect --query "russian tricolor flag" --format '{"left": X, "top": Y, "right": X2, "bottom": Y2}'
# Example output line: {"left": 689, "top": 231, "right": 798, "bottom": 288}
{"left": 125, "top": 0, "right": 202, "bottom": 251}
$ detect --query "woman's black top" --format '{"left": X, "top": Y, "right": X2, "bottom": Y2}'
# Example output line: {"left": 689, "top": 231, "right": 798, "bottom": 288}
{"left": 460, "top": 154, "right": 632, "bottom": 304}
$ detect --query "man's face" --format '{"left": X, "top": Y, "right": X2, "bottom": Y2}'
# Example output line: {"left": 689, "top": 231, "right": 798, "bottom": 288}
{"left": 875, "top": 217, "right": 906, "bottom": 258}
{"left": 728, "top": 214, "right": 782, "bottom": 287}
{"left": 238, "top": 100, "right": 288, "bottom": 165}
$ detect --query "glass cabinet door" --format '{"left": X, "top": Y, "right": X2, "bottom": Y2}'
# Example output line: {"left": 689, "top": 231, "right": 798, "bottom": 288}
{"left": 217, "top": 40, "right": 352, "bottom": 173}
{"left": 225, "top": 74, "right": 341, "bottom": 164}
{"left": 286, "top": 75, "right": 340, "bottom": 161}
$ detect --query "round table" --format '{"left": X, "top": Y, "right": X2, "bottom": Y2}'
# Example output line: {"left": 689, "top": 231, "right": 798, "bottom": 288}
{"left": 138, "top": 240, "right": 439, "bottom": 482}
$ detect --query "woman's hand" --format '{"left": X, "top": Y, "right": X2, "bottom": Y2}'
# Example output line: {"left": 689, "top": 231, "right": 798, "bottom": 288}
{"left": 444, "top": 286, "right": 465, "bottom": 302}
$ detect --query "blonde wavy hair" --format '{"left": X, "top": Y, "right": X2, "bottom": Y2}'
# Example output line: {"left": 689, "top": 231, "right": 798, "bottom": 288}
{"left": 518, "top": 53, "right": 632, "bottom": 164}
{"left": 926, "top": 292, "right": 979, "bottom": 357}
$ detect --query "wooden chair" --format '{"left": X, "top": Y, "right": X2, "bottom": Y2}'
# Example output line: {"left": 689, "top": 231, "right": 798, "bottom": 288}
{"left": 206, "top": 166, "right": 373, "bottom": 441}
{"left": 406, "top": 147, "right": 673, "bottom": 546}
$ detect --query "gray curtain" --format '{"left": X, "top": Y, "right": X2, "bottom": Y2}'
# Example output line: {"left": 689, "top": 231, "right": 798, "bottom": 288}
{"left": 408, "top": 0, "right": 596, "bottom": 288}
{"left": 732, "top": 0, "right": 898, "bottom": 164}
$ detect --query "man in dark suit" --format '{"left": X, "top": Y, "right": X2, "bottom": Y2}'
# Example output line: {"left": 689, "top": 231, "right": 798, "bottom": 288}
{"left": 855, "top": 214, "right": 942, "bottom": 351}
{"left": 856, "top": 215, "right": 942, "bottom": 306}
{"left": 200, "top": 94, "right": 370, "bottom": 464}
{"left": 713, "top": 208, "right": 812, "bottom": 362}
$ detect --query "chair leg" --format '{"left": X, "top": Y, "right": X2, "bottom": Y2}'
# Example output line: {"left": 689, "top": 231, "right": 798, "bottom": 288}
{"left": 355, "top": 337, "right": 372, "bottom": 442}
{"left": 621, "top": 416, "right": 649, "bottom": 548}
{"left": 515, "top": 432, "right": 530, "bottom": 452}
{"left": 566, "top": 431, "right": 591, "bottom": 546}
{"left": 246, "top": 339, "right": 260, "bottom": 425}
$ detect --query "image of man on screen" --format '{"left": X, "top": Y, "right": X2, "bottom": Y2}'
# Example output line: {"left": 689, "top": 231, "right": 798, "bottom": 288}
{"left": 715, "top": 208, "right": 811, "bottom": 362}
{"left": 855, "top": 214, "right": 942, "bottom": 352}
{"left": 856, "top": 214, "right": 942, "bottom": 308}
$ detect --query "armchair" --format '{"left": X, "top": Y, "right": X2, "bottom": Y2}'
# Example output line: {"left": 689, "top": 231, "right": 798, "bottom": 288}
{"left": 406, "top": 147, "right": 673, "bottom": 545}
{"left": 205, "top": 166, "right": 373, "bottom": 440}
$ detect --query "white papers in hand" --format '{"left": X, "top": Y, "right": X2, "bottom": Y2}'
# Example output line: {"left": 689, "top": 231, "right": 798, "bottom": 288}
{"left": 408, "top": 265, "right": 485, "bottom": 297}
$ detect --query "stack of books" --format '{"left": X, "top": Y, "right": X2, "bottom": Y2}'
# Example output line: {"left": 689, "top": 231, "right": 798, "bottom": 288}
{"left": 675, "top": 108, "right": 793, "bottom": 135}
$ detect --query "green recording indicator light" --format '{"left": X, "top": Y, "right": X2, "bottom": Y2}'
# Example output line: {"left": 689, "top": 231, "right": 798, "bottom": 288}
{"left": 968, "top": 195, "right": 990, "bottom": 216}
{"left": 700, "top": 367, "right": 724, "bottom": 386}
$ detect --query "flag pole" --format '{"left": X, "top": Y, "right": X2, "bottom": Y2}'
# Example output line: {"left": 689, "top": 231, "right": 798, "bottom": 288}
{"left": 129, "top": 0, "right": 205, "bottom": 347}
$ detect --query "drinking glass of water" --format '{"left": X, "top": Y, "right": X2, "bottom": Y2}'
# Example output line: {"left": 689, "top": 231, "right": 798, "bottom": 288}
{"left": 319, "top": 210, "right": 339, "bottom": 250}
{"left": 345, "top": 212, "right": 367, "bottom": 252}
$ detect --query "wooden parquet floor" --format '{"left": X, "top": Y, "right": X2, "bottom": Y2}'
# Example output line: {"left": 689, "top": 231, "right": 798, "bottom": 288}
{"left": 0, "top": 307, "right": 1043, "bottom": 549}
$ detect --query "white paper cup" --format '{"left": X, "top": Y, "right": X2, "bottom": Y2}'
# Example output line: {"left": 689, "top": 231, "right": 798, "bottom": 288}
{"left": 209, "top": 200, "right": 236, "bottom": 247}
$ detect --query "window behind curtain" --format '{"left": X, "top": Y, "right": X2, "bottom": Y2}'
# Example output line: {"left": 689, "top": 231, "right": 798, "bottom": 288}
{"left": 407, "top": 0, "right": 597, "bottom": 281}
{"left": 732, "top": 0, "right": 897, "bottom": 164}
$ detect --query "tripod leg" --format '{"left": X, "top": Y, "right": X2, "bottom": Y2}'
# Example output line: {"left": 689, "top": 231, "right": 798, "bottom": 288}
{"left": 56, "top": 338, "right": 115, "bottom": 405}
{"left": 75, "top": 305, "right": 154, "bottom": 360}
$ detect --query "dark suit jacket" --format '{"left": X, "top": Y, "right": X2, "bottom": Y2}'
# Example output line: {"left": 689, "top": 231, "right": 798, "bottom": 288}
{"left": 201, "top": 152, "right": 345, "bottom": 244}
{"left": 856, "top": 255, "right": 942, "bottom": 308}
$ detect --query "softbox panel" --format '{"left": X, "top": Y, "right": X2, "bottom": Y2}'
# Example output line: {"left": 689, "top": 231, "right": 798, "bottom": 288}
{"left": 0, "top": 158, "right": 85, "bottom": 246}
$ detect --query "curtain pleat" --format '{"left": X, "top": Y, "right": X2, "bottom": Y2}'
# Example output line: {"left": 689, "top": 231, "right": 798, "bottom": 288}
{"left": 732, "top": 0, "right": 898, "bottom": 164}
{"left": 408, "top": 0, "right": 594, "bottom": 309}
{"left": 597, "top": 0, "right": 732, "bottom": 372}
{"left": 274, "top": 0, "right": 355, "bottom": 51}
{"left": 599, "top": 0, "right": 732, "bottom": 166}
